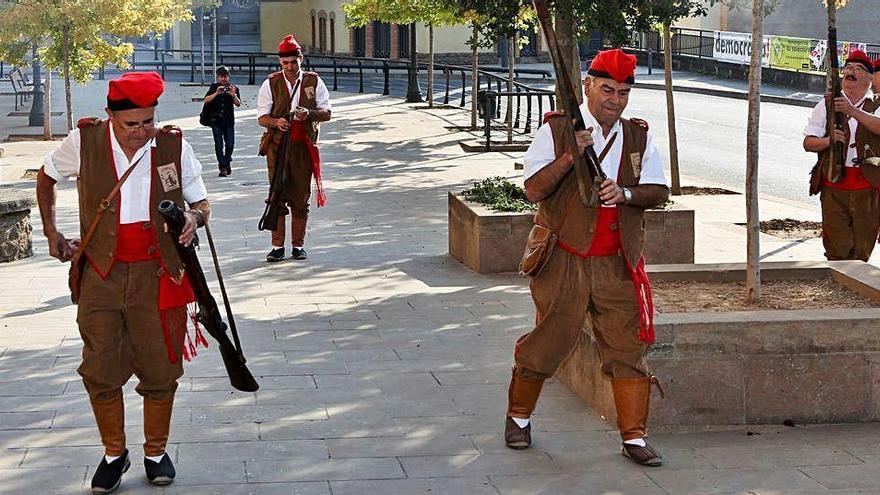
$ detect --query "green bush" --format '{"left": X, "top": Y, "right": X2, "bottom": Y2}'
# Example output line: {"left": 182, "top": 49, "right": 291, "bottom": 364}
{"left": 461, "top": 176, "right": 536, "bottom": 213}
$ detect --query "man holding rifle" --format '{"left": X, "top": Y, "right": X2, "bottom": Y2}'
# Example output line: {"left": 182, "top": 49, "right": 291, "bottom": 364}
{"left": 35, "top": 72, "right": 211, "bottom": 493}
{"left": 506, "top": 49, "right": 670, "bottom": 466}
{"left": 257, "top": 34, "right": 332, "bottom": 262}
{"left": 804, "top": 50, "right": 880, "bottom": 261}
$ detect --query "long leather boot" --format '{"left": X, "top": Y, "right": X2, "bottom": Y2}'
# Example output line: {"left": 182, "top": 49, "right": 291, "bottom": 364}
{"left": 89, "top": 395, "right": 130, "bottom": 494}
{"left": 505, "top": 367, "right": 544, "bottom": 449}
{"left": 143, "top": 397, "right": 176, "bottom": 485}
{"left": 271, "top": 211, "right": 287, "bottom": 247}
{"left": 612, "top": 376, "right": 664, "bottom": 466}
{"left": 290, "top": 214, "right": 308, "bottom": 260}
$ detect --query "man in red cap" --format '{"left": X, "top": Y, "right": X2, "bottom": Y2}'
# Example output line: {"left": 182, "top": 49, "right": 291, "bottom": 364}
{"left": 804, "top": 49, "right": 880, "bottom": 261}
{"left": 257, "top": 34, "right": 332, "bottom": 262}
{"left": 505, "top": 48, "right": 670, "bottom": 466}
{"left": 35, "top": 71, "right": 212, "bottom": 493}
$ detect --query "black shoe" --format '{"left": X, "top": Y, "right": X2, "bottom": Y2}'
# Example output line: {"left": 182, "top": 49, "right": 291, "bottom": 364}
{"left": 218, "top": 167, "right": 228, "bottom": 177}
{"left": 622, "top": 441, "right": 663, "bottom": 466}
{"left": 90, "top": 449, "right": 130, "bottom": 494}
{"left": 225, "top": 166, "right": 232, "bottom": 176}
{"left": 144, "top": 453, "right": 176, "bottom": 486}
{"left": 505, "top": 416, "right": 531, "bottom": 450}
{"left": 266, "top": 247, "right": 285, "bottom": 262}
{"left": 291, "top": 247, "right": 308, "bottom": 260}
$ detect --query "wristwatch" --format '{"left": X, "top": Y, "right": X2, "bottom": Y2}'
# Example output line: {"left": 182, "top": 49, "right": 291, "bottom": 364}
{"left": 622, "top": 187, "right": 632, "bottom": 204}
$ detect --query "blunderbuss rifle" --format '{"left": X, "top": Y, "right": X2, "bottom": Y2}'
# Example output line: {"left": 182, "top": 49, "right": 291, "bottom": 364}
{"left": 825, "top": 0, "right": 847, "bottom": 184}
{"left": 158, "top": 200, "right": 260, "bottom": 393}
{"left": 532, "top": 0, "right": 606, "bottom": 207}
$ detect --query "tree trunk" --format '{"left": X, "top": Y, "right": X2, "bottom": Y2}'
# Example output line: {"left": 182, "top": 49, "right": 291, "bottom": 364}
{"left": 507, "top": 35, "right": 514, "bottom": 144}
{"left": 663, "top": 24, "right": 681, "bottom": 195}
{"left": 471, "top": 22, "right": 478, "bottom": 130}
{"left": 745, "top": 0, "right": 763, "bottom": 303}
{"left": 554, "top": 15, "right": 582, "bottom": 105}
{"left": 428, "top": 24, "right": 434, "bottom": 108}
{"left": 63, "top": 24, "right": 73, "bottom": 132}
{"left": 43, "top": 68, "right": 52, "bottom": 140}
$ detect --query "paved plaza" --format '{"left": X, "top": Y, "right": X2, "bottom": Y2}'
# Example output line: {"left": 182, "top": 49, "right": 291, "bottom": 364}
{"left": 1, "top": 76, "right": 879, "bottom": 494}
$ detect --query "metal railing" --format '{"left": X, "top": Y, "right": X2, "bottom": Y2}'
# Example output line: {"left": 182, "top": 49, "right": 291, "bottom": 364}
{"left": 122, "top": 48, "right": 555, "bottom": 146}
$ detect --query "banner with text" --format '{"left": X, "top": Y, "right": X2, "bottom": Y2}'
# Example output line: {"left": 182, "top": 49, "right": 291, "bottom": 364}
{"left": 712, "top": 30, "right": 771, "bottom": 67}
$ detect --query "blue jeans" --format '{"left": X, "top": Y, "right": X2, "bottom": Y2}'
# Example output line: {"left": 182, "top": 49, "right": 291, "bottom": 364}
{"left": 211, "top": 125, "right": 235, "bottom": 169}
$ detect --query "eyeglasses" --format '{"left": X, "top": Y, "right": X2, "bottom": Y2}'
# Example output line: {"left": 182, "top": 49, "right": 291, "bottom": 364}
{"left": 115, "top": 119, "right": 155, "bottom": 131}
{"left": 843, "top": 64, "right": 869, "bottom": 75}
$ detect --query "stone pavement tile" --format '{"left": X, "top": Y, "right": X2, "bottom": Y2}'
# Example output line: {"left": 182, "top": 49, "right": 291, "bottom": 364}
{"left": 550, "top": 446, "right": 717, "bottom": 471}
{"left": 245, "top": 457, "right": 405, "bottom": 482}
{"left": 189, "top": 375, "right": 316, "bottom": 392}
{"left": 0, "top": 378, "right": 67, "bottom": 396}
{"left": 330, "top": 477, "right": 498, "bottom": 495}
{"left": 172, "top": 390, "right": 257, "bottom": 408}
{"left": 166, "top": 458, "right": 249, "bottom": 485}
{"left": 433, "top": 369, "right": 510, "bottom": 386}
{"left": 258, "top": 417, "right": 409, "bottom": 441}
{"left": 0, "top": 411, "right": 55, "bottom": 430}
{"left": 0, "top": 466, "right": 88, "bottom": 494}
{"left": 254, "top": 386, "right": 383, "bottom": 406}
{"left": 177, "top": 439, "right": 329, "bottom": 463}
{"left": 326, "top": 434, "right": 478, "bottom": 458}
{"left": 346, "top": 358, "right": 466, "bottom": 373}
{"left": 0, "top": 427, "right": 101, "bottom": 449}
{"left": 645, "top": 468, "right": 825, "bottom": 493}
{"left": 800, "top": 464, "right": 880, "bottom": 490}
{"left": 0, "top": 449, "right": 25, "bottom": 468}
{"left": 400, "top": 452, "right": 561, "bottom": 478}
{"left": 169, "top": 423, "right": 260, "bottom": 443}
{"left": 313, "top": 370, "right": 440, "bottom": 392}
{"left": 491, "top": 471, "right": 666, "bottom": 495}
{"left": 164, "top": 481, "right": 331, "bottom": 495}
{"left": 284, "top": 348, "right": 398, "bottom": 363}
{"left": 191, "top": 404, "right": 328, "bottom": 424}
{"left": 695, "top": 444, "right": 863, "bottom": 469}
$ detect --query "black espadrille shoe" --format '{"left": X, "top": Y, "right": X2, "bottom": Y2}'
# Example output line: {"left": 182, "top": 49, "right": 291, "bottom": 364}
{"left": 266, "top": 247, "right": 285, "bottom": 262}
{"left": 144, "top": 453, "right": 176, "bottom": 486}
{"left": 90, "top": 449, "right": 130, "bottom": 494}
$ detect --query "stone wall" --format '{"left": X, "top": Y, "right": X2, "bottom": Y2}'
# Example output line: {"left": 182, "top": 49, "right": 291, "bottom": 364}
{"left": 0, "top": 190, "right": 36, "bottom": 263}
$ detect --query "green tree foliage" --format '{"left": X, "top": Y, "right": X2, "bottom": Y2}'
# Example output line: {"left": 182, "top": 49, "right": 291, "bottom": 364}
{"left": 0, "top": 0, "right": 192, "bottom": 84}
{"left": 342, "top": 0, "right": 460, "bottom": 29}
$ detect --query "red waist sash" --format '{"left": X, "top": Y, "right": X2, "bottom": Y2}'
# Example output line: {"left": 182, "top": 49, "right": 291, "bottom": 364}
{"left": 823, "top": 167, "right": 871, "bottom": 190}
{"left": 290, "top": 120, "right": 326, "bottom": 206}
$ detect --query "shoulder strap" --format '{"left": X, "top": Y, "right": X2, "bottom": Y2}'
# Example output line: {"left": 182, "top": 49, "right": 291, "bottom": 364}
{"left": 553, "top": 131, "right": 618, "bottom": 232}
{"left": 69, "top": 154, "right": 146, "bottom": 265}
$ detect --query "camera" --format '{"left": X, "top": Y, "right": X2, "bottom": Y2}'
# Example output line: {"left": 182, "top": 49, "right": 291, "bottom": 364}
{"left": 220, "top": 85, "right": 229, "bottom": 93}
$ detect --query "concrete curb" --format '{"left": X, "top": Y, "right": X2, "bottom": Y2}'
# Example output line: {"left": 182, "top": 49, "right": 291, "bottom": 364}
{"left": 635, "top": 82, "right": 818, "bottom": 108}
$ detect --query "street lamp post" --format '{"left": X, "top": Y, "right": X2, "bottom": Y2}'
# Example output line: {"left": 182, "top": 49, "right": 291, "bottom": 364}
{"left": 28, "top": 42, "right": 44, "bottom": 127}
{"left": 405, "top": 23, "right": 422, "bottom": 103}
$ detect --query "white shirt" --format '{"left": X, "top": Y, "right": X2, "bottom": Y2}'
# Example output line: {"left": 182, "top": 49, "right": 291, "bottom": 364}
{"left": 43, "top": 126, "right": 208, "bottom": 223}
{"left": 257, "top": 71, "right": 332, "bottom": 118}
{"left": 523, "top": 103, "right": 668, "bottom": 187}
{"left": 803, "top": 90, "right": 878, "bottom": 167}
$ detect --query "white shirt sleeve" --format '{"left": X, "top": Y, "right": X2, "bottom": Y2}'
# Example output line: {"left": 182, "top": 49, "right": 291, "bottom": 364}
{"left": 804, "top": 100, "right": 827, "bottom": 137}
{"left": 637, "top": 130, "right": 668, "bottom": 186}
{"left": 315, "top": 77, "right": 331, "bottom": 111}
{"left": 257, "top": 79, "right": 273, "bottom": 118}
{"left": 43, "top": 128, "right": 82, "bottom": 183}
{"left": 523, "top": 123, "right": 556, "bottom": 181}
{"left": 180, "top": 138, "right": 208, "bottom": 204}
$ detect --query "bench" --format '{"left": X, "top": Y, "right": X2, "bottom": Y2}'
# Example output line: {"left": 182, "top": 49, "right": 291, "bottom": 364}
{"left": 7, "top": 67, "right": 34, "bottom": 111}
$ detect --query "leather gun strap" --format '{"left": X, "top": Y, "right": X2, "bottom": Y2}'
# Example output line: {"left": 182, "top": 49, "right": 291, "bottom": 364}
{"left": 70, "top": 155, "right": 144, "bottom": 265}
{"left": 555, "top": 131, "right": 618, "bottom": 232}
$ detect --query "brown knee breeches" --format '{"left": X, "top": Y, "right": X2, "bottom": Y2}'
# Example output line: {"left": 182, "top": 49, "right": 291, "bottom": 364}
{"left": 820, "top": 186, "right": 880, "bottom": 261}
{"left": 266, "top": 142, "right": 313, "bottom": 218}
{"left": 76, "top": 260, "right": 184, "bottom": 401}
{"left": 515, "top": 250, "right": 648, "bottom": 380}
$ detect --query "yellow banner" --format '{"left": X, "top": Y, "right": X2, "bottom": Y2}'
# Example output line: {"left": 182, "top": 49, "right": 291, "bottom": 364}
{"left": 769, "top": 36, "right": 814, "bottom": 71}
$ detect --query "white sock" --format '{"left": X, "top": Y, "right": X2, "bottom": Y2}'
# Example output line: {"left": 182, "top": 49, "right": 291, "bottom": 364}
{"left": 104, "top": 454, "right": 120, "bottom": 463}
{"left": 145, "top": 454, "right": 166, "bottom": 463}
{"left": 512, "top": 417, "right": 530, "bottom": 428}
{"left": 623, "top": 437, "right": 646, "bottom": 447}
{"left": 293, "top": 245, "right": 303, "bottom": 249}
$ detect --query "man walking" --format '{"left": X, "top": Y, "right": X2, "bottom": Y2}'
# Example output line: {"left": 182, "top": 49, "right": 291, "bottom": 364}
{"left": 35, "top": 72, "right": 211, "bottom": 493}
{"left": 203, "top": 66, "right": 241, "bottom": 177}
{"left": 804, "top": 50, "right": 880, "bottom": 261}
{"left": 505, "top": 49, "right": 670, "bottom": 466}
{"left": 257, "top": 34, "right": 332, "bottom": 262}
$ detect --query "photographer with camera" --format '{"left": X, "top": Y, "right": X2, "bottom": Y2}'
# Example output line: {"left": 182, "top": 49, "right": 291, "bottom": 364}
{"left": 203, "top": 66, "right": 241, "bottom": 177}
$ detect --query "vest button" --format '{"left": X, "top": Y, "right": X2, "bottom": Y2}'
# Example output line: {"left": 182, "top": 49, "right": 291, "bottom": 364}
{"left": 107, "top": 252, "right": 114, "bottom": 259}
{"left": 109, "top": 231, "right": 116, "bottom": 237}
{"left": 156, "top": 267, "right": 165, "bottom": 277}
{"left": 142, "top": 222, "right": 152, "bottom": 230}
{"left": 147, "top": 245, "right": 157, "bottom": 255}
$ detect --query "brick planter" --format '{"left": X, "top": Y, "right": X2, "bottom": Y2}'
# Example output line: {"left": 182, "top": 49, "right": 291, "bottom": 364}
{"left": 556, "top": 261, "right": 880, "bottom": 426}
{"left": 447, "top": 193, "right": 694, "bottom": 274}
{"left": 0, "top": 189, "right": 36, "bottom": 263}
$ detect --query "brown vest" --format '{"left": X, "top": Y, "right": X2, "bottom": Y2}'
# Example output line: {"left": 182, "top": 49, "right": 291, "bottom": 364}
{"left": 77, "top": 120, "right": 186, "bottom": 281}
{"left": 269, "top": 71, "right": 320, "bottom": 143}
{"left": 536, "top": 115, "right": 649, "bottom": 266}
{"left": 819, "top": 97, "right": 880, "bottom": 186}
